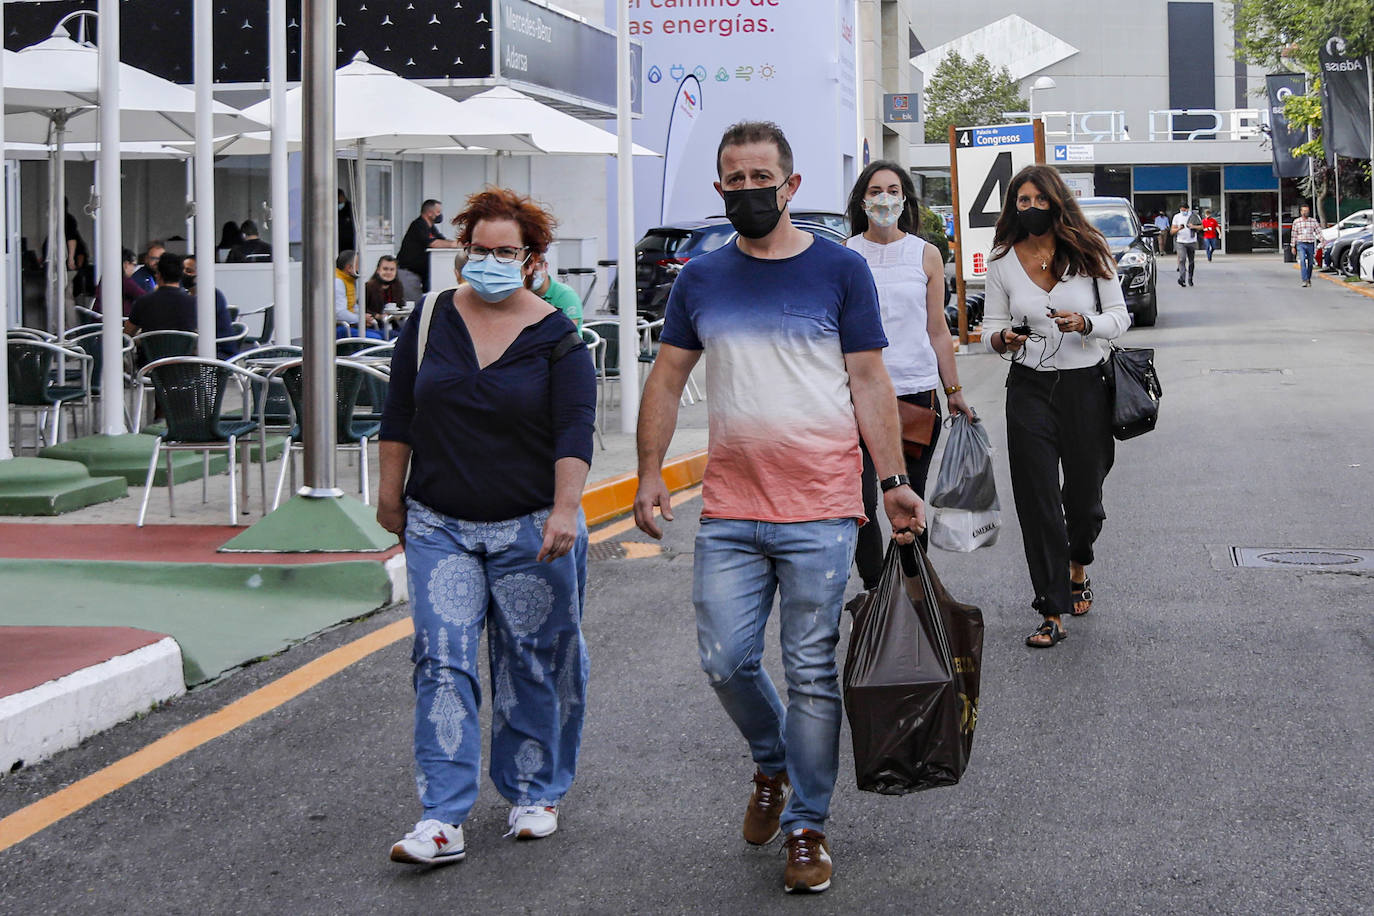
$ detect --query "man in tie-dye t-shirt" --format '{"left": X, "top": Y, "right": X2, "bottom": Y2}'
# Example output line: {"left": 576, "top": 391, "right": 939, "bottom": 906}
{"left": 633, "top": 121, "right": 924, "bottom": 896}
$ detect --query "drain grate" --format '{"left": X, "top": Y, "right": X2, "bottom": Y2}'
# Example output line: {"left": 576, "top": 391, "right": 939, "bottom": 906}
{"left": 1206, "top": 368, "right": 1292, "bottom": 376}
{"left": 1231, "top": 547, "right": 1374, "bottom": 570}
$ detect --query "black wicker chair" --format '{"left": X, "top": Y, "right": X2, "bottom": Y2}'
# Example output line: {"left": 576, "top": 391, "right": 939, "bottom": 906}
{"left": 7, "top": 339, "right": 92, "bottom": 452}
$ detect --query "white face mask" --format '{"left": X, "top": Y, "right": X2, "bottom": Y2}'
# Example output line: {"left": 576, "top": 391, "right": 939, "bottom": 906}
{"left": 531, "top": 270, "right": 546, "bottom": 288}
{"left": 863, "top": 191, "right": 904, "bottom": 227}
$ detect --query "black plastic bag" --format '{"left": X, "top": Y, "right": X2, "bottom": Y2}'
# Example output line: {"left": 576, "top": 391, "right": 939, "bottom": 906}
{"left": 842, "top": 541, "right": 984, "bottom": 794}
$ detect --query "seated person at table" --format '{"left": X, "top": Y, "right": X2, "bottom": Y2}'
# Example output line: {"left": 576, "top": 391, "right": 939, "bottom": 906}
{"left": 182, "top": 255, "right": 239, "bottom": 358}
{"left": 396, "top": 198, "right": 458, "bottom": 296}
{"left": 131, "top": 240, "right": 165, "bottom": 293}
{"left": 365, "top": 255, "right": 404, "bottom": 335}
{"left": 335, "top": 250, "right": 383, "bottom": 339}
{"left": 529, "top": 254, "right": 582, "bottom": 330}
{"left": 94, "top": 248, "right": 147, "bottom": 318}
{"left": 227, "top": 219, "right": 273, "bottom": 263}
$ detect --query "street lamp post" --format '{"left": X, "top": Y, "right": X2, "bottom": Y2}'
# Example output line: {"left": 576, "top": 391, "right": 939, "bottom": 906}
{"left": 1028, "top": 75, "right": 1057, "bottom": 122}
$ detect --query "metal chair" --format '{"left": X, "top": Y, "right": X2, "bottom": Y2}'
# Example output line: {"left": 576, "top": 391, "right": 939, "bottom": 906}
{"left": 269, "top": 358, "right": 387, "bottom": 508}
{"left": 74, "top": 305, "right": 102, "bottom": 325}
{"left": 134, "top": 357, "right": 268, "bottom": 527}
{"left": 579, "top": 327, "right": 607, "bottom": 450}
{"left": 7, "top": 339, "right": 93, "bottom": 452}
{"left": 236, "top": 303, "right": 276, "bottom": 347}
{"left": 65, "top": 328, "right": 136, "bottom": 432}
{"left": 228, "top": 345, "right": 303, "bottom": 434}
{"left": 216, "top": 322, "right": 251, "bottom": 358}
{"left": 335, "top": 337, "right": 380, "bottom": 356}
{"left": 132, "top": 330, "right": 198, "bottom": 364}
{"left": 7, "top": 327, "right": 57, "bottom": 342}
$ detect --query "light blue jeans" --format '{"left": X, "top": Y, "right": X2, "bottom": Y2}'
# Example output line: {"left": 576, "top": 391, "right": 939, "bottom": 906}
{"left": 693, "top": 517, "right": 858, "bottom": 834}
{"left": 405, "top": 498, "right": 589, "bottom": 826}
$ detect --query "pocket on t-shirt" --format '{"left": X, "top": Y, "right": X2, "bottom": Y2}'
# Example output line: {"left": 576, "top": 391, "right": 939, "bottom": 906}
{"left": 780, "top": 299, "right": 833, "bottom": 338}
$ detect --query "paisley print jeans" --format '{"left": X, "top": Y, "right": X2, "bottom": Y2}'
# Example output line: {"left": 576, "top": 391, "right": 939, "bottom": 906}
{"left": 405, "top": 498, "right": 589, "bottom": 826}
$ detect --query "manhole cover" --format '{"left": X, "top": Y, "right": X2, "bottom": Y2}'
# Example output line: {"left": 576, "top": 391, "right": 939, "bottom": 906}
{"left": 588, "top": 541, "right": 626, "bottom": 561}
{"left": 1231, "top": 547, "right": 1374, "bottom": 570}
{"left": 1206, "top": 368, "right": 1292, "bottom": 375}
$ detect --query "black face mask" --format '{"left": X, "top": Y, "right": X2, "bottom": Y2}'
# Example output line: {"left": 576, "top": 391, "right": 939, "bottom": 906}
{"left": 183, "top": 275, "right": 196, "bottom": 291}
{"left": 722, "top": 179, "right": 789, "bottom": 239}
{"left": 1017, "top": 206, "right": 1054, "bottom": 237}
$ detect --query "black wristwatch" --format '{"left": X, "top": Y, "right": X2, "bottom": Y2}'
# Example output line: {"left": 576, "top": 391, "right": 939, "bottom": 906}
{"left": 879, "top": 474, "right": 911, "bottom": 493}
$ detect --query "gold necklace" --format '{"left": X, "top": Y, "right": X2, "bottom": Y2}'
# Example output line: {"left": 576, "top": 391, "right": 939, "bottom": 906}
{"left": 1028, "top": 246, "right": 1054, "bottom": 270}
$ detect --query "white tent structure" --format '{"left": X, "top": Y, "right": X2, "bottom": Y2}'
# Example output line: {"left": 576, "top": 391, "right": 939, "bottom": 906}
{"left": 209, "top": 53, "right": 542, "bottom": 334}
{"left": 4, "top": 27, "right": 262, "bottom": 344}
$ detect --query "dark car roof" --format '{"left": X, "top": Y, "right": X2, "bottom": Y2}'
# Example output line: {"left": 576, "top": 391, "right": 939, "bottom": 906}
{"left": 1077, "top": 197, "right": 1135, "bottom": 208}
{"left": 644, "top": 218, "right": 733, "bottom": 234}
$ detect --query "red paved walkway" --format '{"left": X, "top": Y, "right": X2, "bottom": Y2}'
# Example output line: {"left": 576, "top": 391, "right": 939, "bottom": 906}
{"left": 0, "top": 523, "right": 402, "bottom": 565}
{"left": 0, "top": 626, "right": 168, "bottom": 697}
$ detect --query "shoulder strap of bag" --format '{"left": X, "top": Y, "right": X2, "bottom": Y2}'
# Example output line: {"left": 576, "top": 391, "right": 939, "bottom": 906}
{"left": 549, "top": 329, "right": 586, "bottom": 364}
{"left": 415, "top": 290, "right": 444, "bottom": 372}
{"left": 1092, "top": 276, "right": 1102, "bottom": 314}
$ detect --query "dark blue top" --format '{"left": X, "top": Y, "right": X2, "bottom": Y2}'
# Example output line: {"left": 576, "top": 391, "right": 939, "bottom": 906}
{"left": 380, "top": 291, "right": 597, "bottom": 522}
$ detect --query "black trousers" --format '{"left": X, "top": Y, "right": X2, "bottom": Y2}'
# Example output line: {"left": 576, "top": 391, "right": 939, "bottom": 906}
{"left": 1005, "top": 363, "right": 1114, "bottom": 618}
{"left": 855, "top": 389, "right": 941, "bottom": 589}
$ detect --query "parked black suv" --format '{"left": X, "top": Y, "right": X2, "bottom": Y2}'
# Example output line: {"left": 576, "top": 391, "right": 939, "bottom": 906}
{"left": 624, "top": 217, "right": 847, "bottom": 319}
{"left": 1079, "top": 196, "right": 1159, "bottom": 327}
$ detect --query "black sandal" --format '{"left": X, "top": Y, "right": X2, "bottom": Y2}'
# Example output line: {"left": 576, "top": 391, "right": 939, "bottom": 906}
{"left": 1025, "top": 619, "right": 1066, "bottom": 648}
{"left": 1070, "top": 578, "right": 1094, "bottom": 617}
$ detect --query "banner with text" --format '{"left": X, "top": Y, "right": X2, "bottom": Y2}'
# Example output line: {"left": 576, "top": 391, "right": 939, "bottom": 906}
{"left": 1265, "top": 74, "right": 1309, "bottom": 178}
{"left": 614, "top": 0, "right": 860, "bottom": 231}
{"left": 1319, "top": 35, "right": 1372, "bottom": 161}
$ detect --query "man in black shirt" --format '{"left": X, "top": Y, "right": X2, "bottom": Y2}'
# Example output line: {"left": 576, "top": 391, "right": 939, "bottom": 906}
{"left": 182, "top": 255, "right": 238, "bottom": 357}
{"left": 396, "top": 198, "right": 458, "bottom": 296}
{"left": 126, "top": 251, "right": 196, "bottom": 336}
{"left": 226, "top": 219, "right": 273, "bottom": 263}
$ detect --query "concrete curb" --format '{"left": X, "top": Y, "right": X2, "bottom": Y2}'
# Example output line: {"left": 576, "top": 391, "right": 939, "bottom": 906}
{"left": 0, "top": 637, "right": 186, "bottom": 772}
{"left": 580, "top": 449, "right": 708, "bottom": 526}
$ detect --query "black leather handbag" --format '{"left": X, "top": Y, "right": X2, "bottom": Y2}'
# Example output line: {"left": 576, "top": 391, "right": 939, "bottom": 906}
{"left": 1092, "top": 279, "right": 1162, "bottom": 440}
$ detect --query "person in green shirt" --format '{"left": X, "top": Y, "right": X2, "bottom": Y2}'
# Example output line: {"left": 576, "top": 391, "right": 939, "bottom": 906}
{"left": 530, "top": 255, "right": 583, "bottom": 330}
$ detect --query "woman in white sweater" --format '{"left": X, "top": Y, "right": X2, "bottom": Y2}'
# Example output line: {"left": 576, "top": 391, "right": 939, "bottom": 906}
{"left": 983, "top": 165, "right": 1130, "bottom": 648}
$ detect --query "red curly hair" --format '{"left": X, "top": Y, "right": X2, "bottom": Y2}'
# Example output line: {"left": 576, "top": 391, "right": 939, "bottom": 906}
{"left": 454, "top": 187, "right": 557, "bottom": 257}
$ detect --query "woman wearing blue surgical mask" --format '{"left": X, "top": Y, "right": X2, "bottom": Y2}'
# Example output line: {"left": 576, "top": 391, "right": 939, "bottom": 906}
{"left": 844, "top": 161, "right": 976, "bottom": 589}
{"left": 377, "top": 188, "right": 598, "bottom": 866}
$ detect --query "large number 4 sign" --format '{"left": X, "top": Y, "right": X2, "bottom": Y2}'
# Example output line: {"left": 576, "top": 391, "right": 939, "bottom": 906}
{"left": 967, "top": 151, "right": 1012, "bottom": 229}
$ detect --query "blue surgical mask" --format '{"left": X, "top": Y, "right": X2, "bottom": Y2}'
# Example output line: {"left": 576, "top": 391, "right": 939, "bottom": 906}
{"left": 461, "top": 257, "right": 526, "bottom": 302}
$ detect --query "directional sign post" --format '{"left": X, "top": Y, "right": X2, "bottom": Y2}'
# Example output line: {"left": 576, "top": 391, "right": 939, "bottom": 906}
{"left": 948, "top": 122, "right": 1045, "bottom": 344}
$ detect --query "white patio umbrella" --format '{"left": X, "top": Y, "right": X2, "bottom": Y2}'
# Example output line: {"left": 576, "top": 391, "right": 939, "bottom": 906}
{"left": 4, "top": 27, "right": 263, "bottom": 341}
{"left": 213, "top": 52, "right": 542, "bottom": 335}
{"left": 445, "top": 86, "right": 661, "bottom": 158}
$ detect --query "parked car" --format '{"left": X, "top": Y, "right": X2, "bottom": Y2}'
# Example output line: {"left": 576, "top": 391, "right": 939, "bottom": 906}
{"left": 1329, "top": 227, "right": 1373, "bottom": 276}
{"left": 1318, "top": 209, "right": 1372, "bottom": 269}
{"left": 618, "top": 217, "right": 848, "bottom": 319}
{"left": 1078, "top": 196, "right": 1159, "bottom": 327}
{"left": 1346, "top": 232, "right": 1373, "bottom": 278}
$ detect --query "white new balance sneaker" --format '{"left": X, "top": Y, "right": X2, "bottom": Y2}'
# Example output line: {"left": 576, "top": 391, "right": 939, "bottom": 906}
{"left": 389, "top": 819, "right": 466, "bottom": 865}
{"left": 506, "top": 805, "right": 558, "bottom": 839}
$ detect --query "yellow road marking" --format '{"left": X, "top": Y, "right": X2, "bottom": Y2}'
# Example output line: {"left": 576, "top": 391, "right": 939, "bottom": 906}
{"left": 620, "top": 542, "right": 664, "bottom": 559}
{"left": 0, "top": 618, "right": 412, "bottom": 854}
{"left": 0, "top": 486, "right": 706, "bottom": 852}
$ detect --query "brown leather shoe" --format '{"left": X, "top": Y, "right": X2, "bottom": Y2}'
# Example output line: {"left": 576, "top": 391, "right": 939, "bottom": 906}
{"left": 742, "top": 769, "right": 790, "bottom": 845}
{"left": 783, "top": 828, "right": 832, "bottom": 893}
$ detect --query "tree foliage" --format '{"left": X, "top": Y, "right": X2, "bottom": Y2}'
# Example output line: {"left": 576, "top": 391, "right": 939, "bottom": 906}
{"left": 1233, "top": 0, "right": 1373, "bottom": 72}
{"left": 923, "top": 51, "right": 1025, "bottom": 143}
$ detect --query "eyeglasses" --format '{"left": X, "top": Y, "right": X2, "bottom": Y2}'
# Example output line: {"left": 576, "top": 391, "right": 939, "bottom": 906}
{"left": 464, "top": 244, "right": 528, "bottom": 264}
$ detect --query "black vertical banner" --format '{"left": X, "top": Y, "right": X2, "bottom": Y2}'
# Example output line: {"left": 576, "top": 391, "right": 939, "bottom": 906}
{"left": 1319, "top": 35, "right": 1372, "bottom": 160}
{"left": 1266, "top": 74, "right": 1309, "bottom": 178}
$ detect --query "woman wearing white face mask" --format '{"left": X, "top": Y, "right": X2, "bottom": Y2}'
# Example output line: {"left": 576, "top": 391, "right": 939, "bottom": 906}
{"left": 844, "top": 161, "right": 975, "bottom": 589}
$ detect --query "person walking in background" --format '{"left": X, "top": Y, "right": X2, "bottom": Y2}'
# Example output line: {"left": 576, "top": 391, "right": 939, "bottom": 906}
{"left": 378, "top": 188, "right": 596, "bottom": 868}
{"left": 1201, "top": 209, "right": 1220, "bottom": 261}
{"left": 529, "top": 254, "right": 582, "bottom": 330}
{"left": 1152, "top": 212, "right": 1171, "bottom": 254}
{"left": 843, "top": 160, "right": 975, "bottom": 588}
{"left": 983, "top": 164, "right": 1130, "bottom": 649}
{"left": 633, "top": 121, "right": 923, "bottom": 895}
{"left": 1170, "top": 202, "right": 1200, "bottom": 286}
{"left": 1291, "top": 205, "right": 1321, "bottom": 287}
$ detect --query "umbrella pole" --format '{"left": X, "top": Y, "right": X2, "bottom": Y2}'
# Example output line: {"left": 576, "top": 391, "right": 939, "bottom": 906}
{"left": 615, "top": 0, "right": 639, "bottom": 434}
{"left": 193, "top": 0, "right": 216, "bottom": 361}
{"left": 355, "top": 139, "right": 366, "bottom": 338}
{"left": 0, "top": 5, "right": 9, "bottom": 458}
{"left": 55, "top": 117, "right": 68, "bottom": 346}
{"left": 98, "top": 0, "right": 125, "bottom": 435}
{"left": 300, "top": 0, "right": 340, "bottom": 497}
{"left": 269, "top": 0, "right": 291, "bottom": 344}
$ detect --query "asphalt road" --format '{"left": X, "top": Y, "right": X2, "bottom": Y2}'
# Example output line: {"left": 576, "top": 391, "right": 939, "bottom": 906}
{"left": 2, "top": 254, "right": 1371, "bottom": 915}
